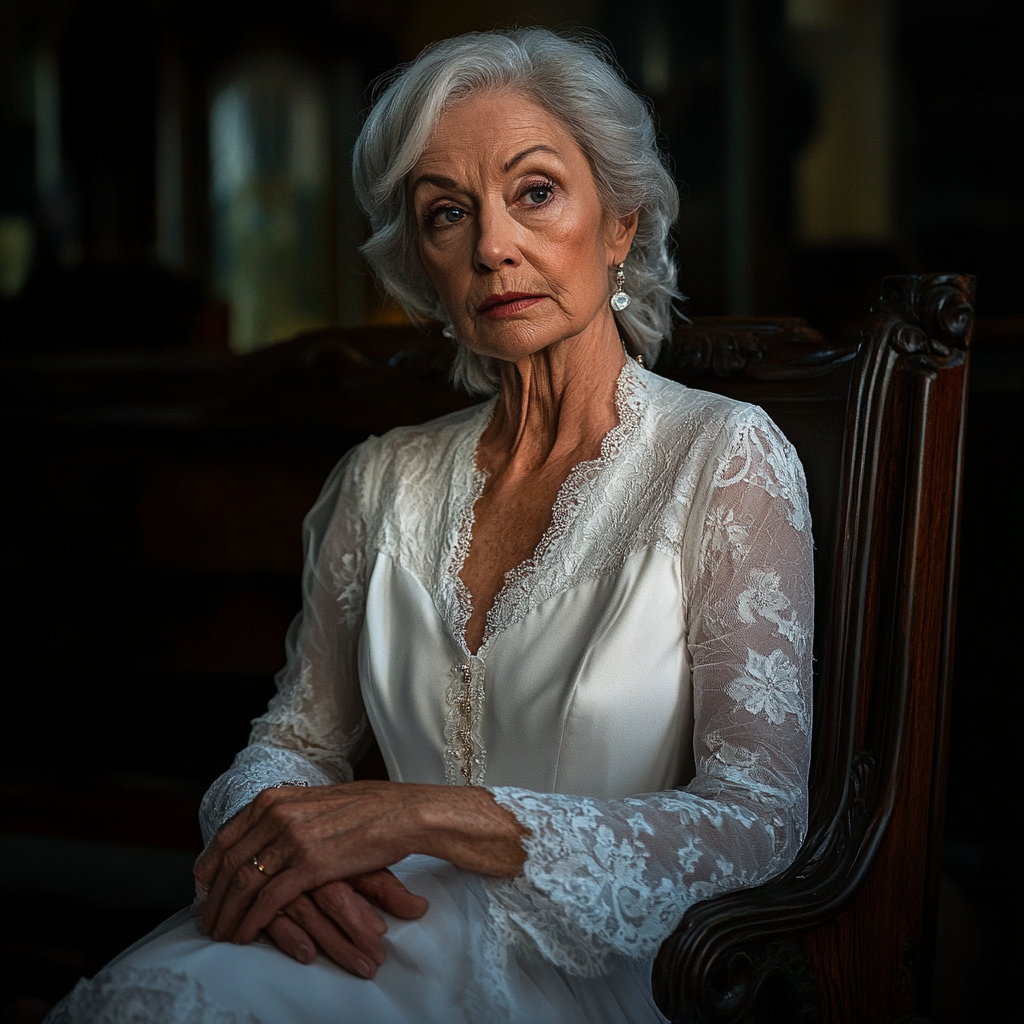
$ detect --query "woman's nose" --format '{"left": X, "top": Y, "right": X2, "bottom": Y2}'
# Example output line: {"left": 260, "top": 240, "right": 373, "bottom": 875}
{"left": 474, "top": 206, "right": 520, "bottom": 271}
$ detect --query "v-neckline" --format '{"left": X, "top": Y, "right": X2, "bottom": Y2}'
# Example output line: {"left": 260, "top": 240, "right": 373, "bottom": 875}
{"left": 447, "top": 358, "right": 643, "bottom": 657}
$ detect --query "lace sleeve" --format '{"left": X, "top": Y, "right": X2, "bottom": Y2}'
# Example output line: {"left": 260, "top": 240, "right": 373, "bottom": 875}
{"left": 484, "top": 406, "right": 813, "bottom": 975}
{"left": 199, "top": 446, "right": 373, "bottom": 846}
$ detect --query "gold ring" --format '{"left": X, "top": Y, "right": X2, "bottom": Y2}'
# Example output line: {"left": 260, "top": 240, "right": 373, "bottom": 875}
{"left": 252, "top": 855, "right": 266, "bottom": 873}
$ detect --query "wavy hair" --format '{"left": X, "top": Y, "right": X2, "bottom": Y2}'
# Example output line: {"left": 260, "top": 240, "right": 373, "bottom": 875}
{"left": 353, "top": 27, "right": 681, "bottom": 394}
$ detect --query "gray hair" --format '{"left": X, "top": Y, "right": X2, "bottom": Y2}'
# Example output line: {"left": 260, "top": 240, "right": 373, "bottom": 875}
{"left": 352, "top": 27, "right": 681, "bottom": 394}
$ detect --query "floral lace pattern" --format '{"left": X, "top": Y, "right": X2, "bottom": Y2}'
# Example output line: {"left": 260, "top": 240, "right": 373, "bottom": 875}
{"left": 330, "top": 549, "right": 366, "bottom": 629}
{"left": 199, "top": 743, "right": 336, "bottom": 846}
{"left": 46, "top": 966, "right": 264, "bottom": 1024}
{"left": 716, "top": 417, "right": 808, "bottom": 531}
{"left": 727, "top": 649, "right": 806, "bottom": 728}
{"left": 736, "top": 568, "right": 810, "bottom": 658}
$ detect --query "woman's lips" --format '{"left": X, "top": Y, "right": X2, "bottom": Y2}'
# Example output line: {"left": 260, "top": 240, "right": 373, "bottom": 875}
{"left": 478, "top": 293, "right": 545, "bottom": 318}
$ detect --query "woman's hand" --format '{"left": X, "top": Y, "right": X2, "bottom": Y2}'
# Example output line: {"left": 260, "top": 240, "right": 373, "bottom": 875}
{"left": 194, "top": 781, "right": 527, "bottom": 948}
{"left": 195, "top": 782, "right": 420, "bottom": 946}
{"left": 263, "top": 871, "right": 428, "bottom": 978}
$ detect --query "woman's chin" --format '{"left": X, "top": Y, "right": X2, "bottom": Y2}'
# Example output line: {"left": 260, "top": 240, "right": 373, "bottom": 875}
{"left": 460, "top": 323, "right": 563, "bottom": 365}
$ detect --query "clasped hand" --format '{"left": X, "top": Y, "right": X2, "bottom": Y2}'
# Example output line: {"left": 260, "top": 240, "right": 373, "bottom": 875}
{"left": 193, "top": 782, "right": 429, "bottom": 979}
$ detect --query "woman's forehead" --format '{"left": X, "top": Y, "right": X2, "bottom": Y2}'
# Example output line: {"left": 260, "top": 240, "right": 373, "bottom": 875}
{"left": 417, "top": 90, "right": 580, "bottom": 171}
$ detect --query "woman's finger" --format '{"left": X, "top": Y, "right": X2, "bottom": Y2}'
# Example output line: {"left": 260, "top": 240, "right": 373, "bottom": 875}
{"left": 209, "top": 780, "right": 423, "bottom": 941}
{"left": 285, "top": 891, "right": 382, "bottom": 978}
{"left": 264, "top": 913, "right": 317, "bottom": 965}
{"left": 202, "top": 849, "right": 264, "bottom": 936}
{"left": 207, "top": 855, "right": 273, "bottom": 941}
{"left": 232, "top": 867, "right": 312, "bottom": 943}
{"left": 192, "top": 790, "right": 280, "bottom": 888}
{"left": 311, "top": 881, "right": 387, "bottom": 950}
{"left": 351, "top": 869, "right": 429, "bottom": 919}
{"left": 202, "top": 790, "right": 297, "bottom": 934}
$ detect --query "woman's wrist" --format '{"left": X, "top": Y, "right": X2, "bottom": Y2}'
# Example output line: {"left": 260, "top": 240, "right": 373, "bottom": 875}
{"left": 410, "top": 783, "right": 529, "bottom": 878}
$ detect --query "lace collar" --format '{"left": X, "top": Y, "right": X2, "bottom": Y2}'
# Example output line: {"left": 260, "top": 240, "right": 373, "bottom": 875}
{"left": 445, "top": 357, "right": 647, "bottom": 657}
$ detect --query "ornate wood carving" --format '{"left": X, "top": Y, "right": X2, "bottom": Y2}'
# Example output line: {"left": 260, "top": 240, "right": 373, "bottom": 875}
{"left": 793, "top": 750, "right": 876, "bottom": 887}
{"left": 663, "top": 319, "right": 770, "bottom": 377}
{"left": 872, "top": 274, "right": 974, "bottom": 363}
{"left": 659, "top": 317, "right": 857, "bottom": 381}
{"left": 652, "top": 274, "right": 974, "bottom": 1024}
{"left": 682, "top": 939, "right": 819, "bottom": 1024}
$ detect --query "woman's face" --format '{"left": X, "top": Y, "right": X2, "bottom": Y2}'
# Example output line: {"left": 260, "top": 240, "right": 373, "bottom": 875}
{"left": 410, "top": 90, "right": 637, "bottom": 364}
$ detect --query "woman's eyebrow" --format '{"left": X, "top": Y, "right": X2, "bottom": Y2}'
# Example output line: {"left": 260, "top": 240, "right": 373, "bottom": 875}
{"left": 503, "top": 145, "right": 560, "bottom": 172}
{"left": 411, "top": 145, "right": 562, "bottom": 195}
{"left": 411, "top": 173, "right": 463, "bottom": 195}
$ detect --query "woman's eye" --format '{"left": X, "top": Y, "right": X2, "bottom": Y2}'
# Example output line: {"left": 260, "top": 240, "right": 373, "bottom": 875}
{"left": 523, "top": 186, "right": 553, "bottom": 206}
{"left": 429, "top": 206, "right": 465, "bottom": 227}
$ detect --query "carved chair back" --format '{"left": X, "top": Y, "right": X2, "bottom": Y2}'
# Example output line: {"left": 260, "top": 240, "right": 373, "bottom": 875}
{"left": 652, "top": 274, "right": 975, "bottom": 1024}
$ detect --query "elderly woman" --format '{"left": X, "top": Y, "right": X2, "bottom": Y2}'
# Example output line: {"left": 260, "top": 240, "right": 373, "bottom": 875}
{"left": 48, "top": 26, "right": 812, "bottom": 1024}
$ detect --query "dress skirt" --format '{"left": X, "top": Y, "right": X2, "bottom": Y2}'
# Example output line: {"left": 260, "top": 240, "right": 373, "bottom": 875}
{"left": 46, "top": 856, "right": 670, "bottom": 1024}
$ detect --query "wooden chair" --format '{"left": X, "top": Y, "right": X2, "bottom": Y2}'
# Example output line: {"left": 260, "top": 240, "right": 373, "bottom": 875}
{"left": 0, "top": 272, "right": 972, "bottom": 1022}
{"left": 231, "top": 271, "right": 972, "bottom": 1021}
{"left": 651, "top": 273, "right": 975, "bottom": 1024}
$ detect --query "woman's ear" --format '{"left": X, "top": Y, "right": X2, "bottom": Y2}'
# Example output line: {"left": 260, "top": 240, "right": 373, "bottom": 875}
{"left": 606, "top": 210, "right": 639, "bottom": 264}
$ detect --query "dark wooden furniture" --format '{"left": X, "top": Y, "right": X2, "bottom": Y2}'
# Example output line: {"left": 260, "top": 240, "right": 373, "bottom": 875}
{"left": 0, "top": 273, "right": 972, "bottom": 1021}
{"left": 652, "top": 274, "right": 974, "bottom": 1023}
{"left": 0, "top": 324, "right": 475, "bottom": 808}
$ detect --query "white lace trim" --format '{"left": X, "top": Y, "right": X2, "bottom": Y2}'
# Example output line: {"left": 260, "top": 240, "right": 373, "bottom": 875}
{"left": 485, "top": 779, "right": 803, "bottom": 980}
{"left": 45, "top": 965, "right": 264, "bottom": 1024}
{"left": 438, "top": 361, "right": 648, "bottom": 657}
{"left": 199, "top": 743, "right": 340, "bottom": 846}
{"left": 437, "top": 361, "right": 646, "bottom": 786}
{"left": 445, "top": 452, "right": 489, "bottom": 654}
{"left": 476, "top": 359, "right": 646, "bottom": 650}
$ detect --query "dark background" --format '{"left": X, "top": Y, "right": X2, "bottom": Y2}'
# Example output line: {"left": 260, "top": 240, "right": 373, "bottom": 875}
{"left": 0, "top": 1, "right": 1021, "bottom": 1021}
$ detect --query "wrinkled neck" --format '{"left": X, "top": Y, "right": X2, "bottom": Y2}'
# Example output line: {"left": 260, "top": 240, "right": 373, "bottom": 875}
{"left": 483, "top": 330, "right": 626, "bottom": 474}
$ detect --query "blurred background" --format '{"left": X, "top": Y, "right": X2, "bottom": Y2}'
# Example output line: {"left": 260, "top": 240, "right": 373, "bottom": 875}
{"left": 0, "top": 1, "right": 1020, "bottom": 1021}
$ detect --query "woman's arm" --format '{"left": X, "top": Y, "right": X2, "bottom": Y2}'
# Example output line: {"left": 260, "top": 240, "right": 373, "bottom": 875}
{"left": 477, "top": 408, "right": 813, "bottom": 973}
{"left": 198, "top": 448, "right": 372, "bottom": 846}
{"left": 196, "top": 445, "right": 429, "bottom": 976}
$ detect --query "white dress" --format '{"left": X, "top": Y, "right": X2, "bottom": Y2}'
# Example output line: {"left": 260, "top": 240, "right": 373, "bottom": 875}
{"left": 47, "top": 360, "right": 814, "bottom": 1024}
